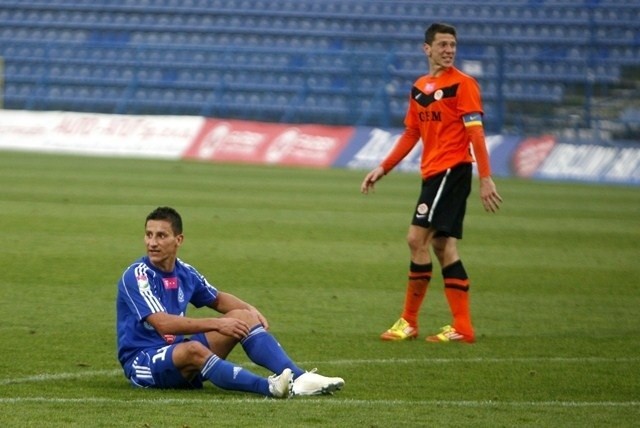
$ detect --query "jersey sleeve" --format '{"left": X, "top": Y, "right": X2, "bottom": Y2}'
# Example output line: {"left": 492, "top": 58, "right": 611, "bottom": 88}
{"left": 379, "top": 127, "right": 421, "bottom": 173}
{"left": 466, "top": 125, "right": 492, "bottom": 178}
{"left": 458, "top": 77, "right": 483, "bottom": 116}
{"left": 186, "top": 265, "right": 219, "bottom": 308}
{"left": 119, "top": 263, "right": 166, "bottom": 321}
{"left": 459, "top": 76, "right": 490, "bottom": 177}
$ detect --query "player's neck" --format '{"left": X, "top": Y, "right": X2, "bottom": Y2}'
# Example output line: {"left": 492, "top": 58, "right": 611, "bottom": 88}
{"left": 428, "top": 64, "right": 450, "bottom": 78}
{"left": 149, "top": 257, "right": 176, "bottom": 273}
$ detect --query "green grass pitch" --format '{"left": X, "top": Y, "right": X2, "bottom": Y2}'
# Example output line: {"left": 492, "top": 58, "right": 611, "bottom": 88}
{"left": 0, "top": 150, "right": 638, "bottom": 427}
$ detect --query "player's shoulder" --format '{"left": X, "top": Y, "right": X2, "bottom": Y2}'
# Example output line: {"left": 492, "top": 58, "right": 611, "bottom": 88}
{"left": 448, "top": 66, "right": 479, "bottom": 84}
{"left": 120, "top": 258, "right": 157, "bottom": 289}
{"left": 176, "top": 258, "right": 213, "bottom": 289}
{"left": 413, "top": 74, "right": 431, "bottom": 86}
{"left": 123, "top": 257, "right": 150, "bottom": 275}
{"left": 175, "top": 258, "right": 202, "bottom": 276}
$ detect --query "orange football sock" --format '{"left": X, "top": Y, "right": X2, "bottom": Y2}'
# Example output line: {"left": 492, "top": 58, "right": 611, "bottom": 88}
{"left": 401, "top": 262, "right": 432, "bottom": 327}
{"left": 442, "top": 260, "right": 474, "bottom": 338}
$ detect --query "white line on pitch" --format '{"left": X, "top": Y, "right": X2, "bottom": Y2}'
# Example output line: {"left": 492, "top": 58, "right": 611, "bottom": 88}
{"left": 0, "top": 397, "right": 638, "bottom": 408}
{"left": 1, "top": 356, "right": 638, "bottom": 385}
{"left": 326, "top": 356, "right": 640, "bottom": 365}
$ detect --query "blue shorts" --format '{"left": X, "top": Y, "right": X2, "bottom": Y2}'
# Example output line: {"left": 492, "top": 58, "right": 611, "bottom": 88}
{"left": 124, "top": 333, "right": 209, "bottom": 389}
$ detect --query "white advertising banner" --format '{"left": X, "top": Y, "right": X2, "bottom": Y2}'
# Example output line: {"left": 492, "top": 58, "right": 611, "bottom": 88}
{"left": 0, "top": 110, "right": 204, "bottom": 159}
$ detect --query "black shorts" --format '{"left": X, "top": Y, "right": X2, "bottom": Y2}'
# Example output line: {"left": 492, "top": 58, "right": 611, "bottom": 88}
{"left": 410, "top": 162, "right": 472, "bottom": 239}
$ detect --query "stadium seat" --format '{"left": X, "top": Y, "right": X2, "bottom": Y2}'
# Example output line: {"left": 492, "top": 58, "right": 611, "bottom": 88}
{"left": 0, "top": 1, "right": 638, "bottom": 129}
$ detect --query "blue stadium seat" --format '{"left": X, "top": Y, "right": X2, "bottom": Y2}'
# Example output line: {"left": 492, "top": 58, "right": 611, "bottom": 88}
{"left": 0, "top": 1, "right": 637, "bottom": 128}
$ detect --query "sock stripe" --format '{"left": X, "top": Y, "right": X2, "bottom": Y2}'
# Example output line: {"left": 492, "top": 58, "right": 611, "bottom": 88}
{"left": 240, "top": 325, "right": 267, "bottom": 346}
{"left": 445, "top": 284, "right": 470, "bottom": 292}
{"left": 442, "top": 260, "right": 468, "bottom": 280}
{"left": 444, "top": 277, "right": 469, "bottom": 287}
{"left": 200, "top": 354, "right": 220, "bottom": 378}
{"left": 410, "top": 262, "right": 433, "bottom": 273}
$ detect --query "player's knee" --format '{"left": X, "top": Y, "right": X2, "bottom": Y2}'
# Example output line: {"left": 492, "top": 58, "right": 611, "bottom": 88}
{"left": 224, "top": 308, "right": 259, "bottom": 325}
{"left": 181, "top": 340, "right": 211, "bottom": 364}
{"left": 406, "top": 234, "right": 426, "bottom": 254}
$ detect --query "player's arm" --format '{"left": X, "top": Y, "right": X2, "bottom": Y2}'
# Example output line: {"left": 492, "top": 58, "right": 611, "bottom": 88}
{"left": 360, "top": 127, "right": 421, "bottom": 194}
{"left": 146, "top": 311, "right": 251, "bottom": 340}
{"left": 463, "top": 113, "right": 503, "bottom": 213}
{"left": 146, "top": 312, "right": 220, "bottom": 335}
{"left": 209, "top": 291, "right": 269, "bottom": 330}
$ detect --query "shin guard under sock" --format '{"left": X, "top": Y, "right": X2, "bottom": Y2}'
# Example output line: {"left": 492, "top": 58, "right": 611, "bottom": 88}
{"left": 200, "top": 354, "right": 270, "bottom": 396}
{"left": 442, "top": 260, "right": 473, "bottom": 337}
{"left": 241, "top": 325, "right": 305, "bottom": 378}
{"left": 401, "top": 262, "right": 432, "bottom": 327}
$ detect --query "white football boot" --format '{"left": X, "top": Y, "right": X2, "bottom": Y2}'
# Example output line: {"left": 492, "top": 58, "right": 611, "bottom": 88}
{"left": 267, "top": 368, "right": 294, "bottom": 398}
{"left": 292, "top": 369, "right": 345, "bottom": 396}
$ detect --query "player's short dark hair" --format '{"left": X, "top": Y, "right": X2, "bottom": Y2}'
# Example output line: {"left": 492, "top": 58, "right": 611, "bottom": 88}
{"left": 424, "top": 23, "right": 457, "bottom": 45}
{"left": 146, "top": 206, "right": 183, "bottom": 235}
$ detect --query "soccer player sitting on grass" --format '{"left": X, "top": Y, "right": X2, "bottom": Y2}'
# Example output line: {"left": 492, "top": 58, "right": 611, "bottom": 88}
{"left": 116, "top": 206, "right": 344, "bottom": 398}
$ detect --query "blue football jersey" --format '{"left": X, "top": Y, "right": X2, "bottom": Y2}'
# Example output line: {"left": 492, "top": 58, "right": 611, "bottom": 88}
{"left": 116, "top": 256, "right": 218, "bottom": 367}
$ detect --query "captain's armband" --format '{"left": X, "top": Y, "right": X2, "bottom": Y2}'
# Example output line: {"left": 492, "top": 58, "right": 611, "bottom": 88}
{"left": 462, "top": 112, "right": 483, "bottom": 128}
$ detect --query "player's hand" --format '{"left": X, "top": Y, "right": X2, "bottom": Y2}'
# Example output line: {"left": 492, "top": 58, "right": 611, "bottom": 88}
{"left": 361, "top": 166, "right": 385, "bottom": 194}
{"left": 479, "top": 177, "right": 503, "bottom": 213}
{"left": 247, "top": 305, "right": 269, "bottom": 330}
{"left": 214, "top": 317, "right": 251, "bottom": 339}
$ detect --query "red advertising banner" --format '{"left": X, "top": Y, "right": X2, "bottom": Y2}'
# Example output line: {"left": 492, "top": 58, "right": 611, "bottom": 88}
{"left": 182, "top": 119, "right": 355, "bottom": 168}
{"left": 511, "top": 135, "right": 557, "bottom": 178}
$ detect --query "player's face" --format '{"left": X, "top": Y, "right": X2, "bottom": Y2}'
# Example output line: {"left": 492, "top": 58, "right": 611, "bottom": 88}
{"left": 424, "top": 33, "right": 456, "bottom": 73}
{"left": 144, "top": 219, "right": 183, "bottom": 272}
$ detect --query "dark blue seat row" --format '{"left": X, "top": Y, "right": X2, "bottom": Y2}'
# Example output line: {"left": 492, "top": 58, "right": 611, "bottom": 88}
{"left": 0, "top": 0, "right": 638, "bottom": 131}
{"left": 3, "top": 0, "right": 638, "bottom": 24}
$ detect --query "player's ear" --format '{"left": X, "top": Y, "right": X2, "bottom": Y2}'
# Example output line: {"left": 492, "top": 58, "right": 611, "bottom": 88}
{"left": 175, "top": 233, "right": 184, "bottom": 246}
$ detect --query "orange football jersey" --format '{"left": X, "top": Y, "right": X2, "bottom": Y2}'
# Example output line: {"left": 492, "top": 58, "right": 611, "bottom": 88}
{"left": 381, "top": 66, "right": 485, "bottom": 179}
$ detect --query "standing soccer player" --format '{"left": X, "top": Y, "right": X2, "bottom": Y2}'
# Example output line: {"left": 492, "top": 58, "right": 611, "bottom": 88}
{"left": 360, "top": 23, "right": 502, "bottom": 343}
{"left": 116, "top": 206, "right": 344, "bottom": 396}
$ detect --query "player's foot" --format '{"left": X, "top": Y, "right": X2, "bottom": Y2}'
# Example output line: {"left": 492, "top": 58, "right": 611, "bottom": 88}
{"left": 292, "top": 369, "right": 345, "bottom": 396}
{"left": 425, "top": 325, "right": 475, "bottom": 343}
{"left": 380, "top": 317, "right": 418, "bottom": 341}
{"left": 268, "top": 368, "right": 294, "bottom": 398}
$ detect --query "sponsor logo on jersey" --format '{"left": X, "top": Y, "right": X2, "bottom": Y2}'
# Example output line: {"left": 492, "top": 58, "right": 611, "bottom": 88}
{"left": 163, "top": 277, "right": 178, "bottom": 290}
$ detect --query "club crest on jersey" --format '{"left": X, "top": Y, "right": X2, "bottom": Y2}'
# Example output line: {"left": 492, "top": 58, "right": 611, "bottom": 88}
{"left": 434, "top": 89, "right": 444, "bottom": 100}
{"left": 136, "top": 274, "right": 150, "bottom": 290}
{"left": 178, "top": 287, "right": 185, "bottom": 303}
